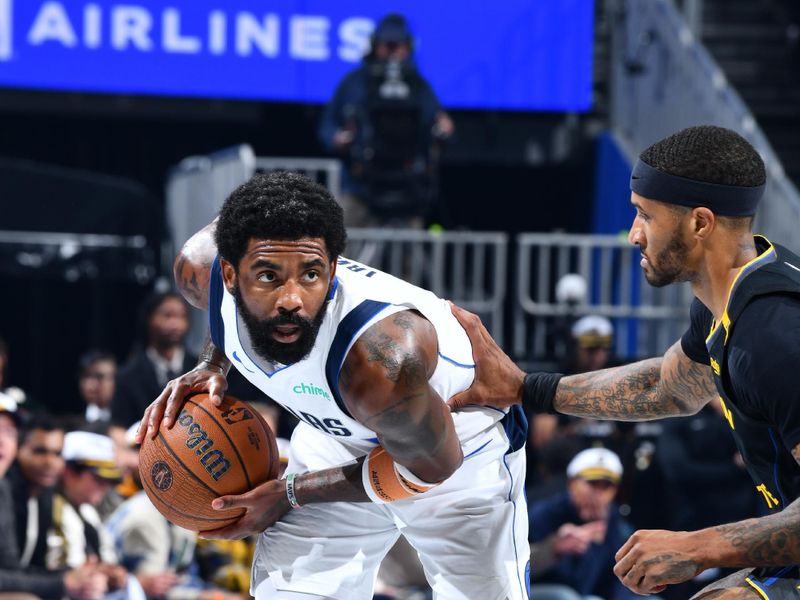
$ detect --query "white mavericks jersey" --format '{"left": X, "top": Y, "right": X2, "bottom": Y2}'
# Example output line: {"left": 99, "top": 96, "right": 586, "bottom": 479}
{"left": 208, "top": 255, "right": 510, "bottom": 455}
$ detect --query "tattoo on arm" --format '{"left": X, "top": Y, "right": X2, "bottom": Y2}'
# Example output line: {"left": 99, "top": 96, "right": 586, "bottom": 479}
{"left": 713, "top": 498, "right": 800, "bottom": 567}
{"left": 173, "top": 220, "right": 217, "bottom": 309}
{"left": 174, "top": 253, "right": 209, "bottom": 308}
{"left": 555, "top": 341, "right": 715, "bottom": 420}
{"left": 295, "top": 460, "right": 368, "bottom": 504}
{"left": 353, "top": 314, "right": 445, "bottom": 462}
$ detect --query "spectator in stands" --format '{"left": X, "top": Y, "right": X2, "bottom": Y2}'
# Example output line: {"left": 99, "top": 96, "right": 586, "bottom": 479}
{"left": 106, "top": 425, "right": 244, "bottom": 600}
{"left": 111, "top": 292, "right": 195, "bottom": 430}
{"left": 529, "top": 448, "right": 642, "bottom": 600}
{"left": 318, "top": 13, "right": 453, "bottom": 228}
{"left": 49, "top": 432, "right": 122, "bottom": 570}
{"left": 528, "top": 316, "right": 620, "bottom": 489}
{"left": 78, "top": 351, "right": 117, "bottom": 424}
{"left": 8, "top": 414, "right": 66, "bottom": 570}
{"left": 564, "top": 316, "right": 616, "bottom": 374}
{"left": 0, "top": 409, "right": 109, "bottom": 600}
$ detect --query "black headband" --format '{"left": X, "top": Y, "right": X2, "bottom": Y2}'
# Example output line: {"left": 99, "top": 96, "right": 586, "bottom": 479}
{"left": 630, "top": 159, "right": 765, "bottom": 216}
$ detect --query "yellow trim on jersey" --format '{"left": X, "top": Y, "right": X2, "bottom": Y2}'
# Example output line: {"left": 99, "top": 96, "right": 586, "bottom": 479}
{"left": 705, "top": 236, "right": 776, "bottom": 346}
{"left": 718, "top": 397, "right": 734, "bottom": 429}
{"left": 745, "top": 576, "right": 771, "bottom": 600}
{"left": 710, "top": 357, "right": 721, "bottom": 376}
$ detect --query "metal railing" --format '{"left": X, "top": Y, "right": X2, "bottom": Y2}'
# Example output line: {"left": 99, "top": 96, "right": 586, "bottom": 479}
{"left": 0, "top": 230, "right": 154, "bottom": 283}
{"left": 513, "top": 233, "right": 693, "bottom": 362}
{"left": 609, "top": 0, "right": 800, "bottom": 252}
{"left": 346, "top": 229, "right": 508, "bottom": 346}
{"left": 255, "top": 157, "right": 341, "bottom": 199}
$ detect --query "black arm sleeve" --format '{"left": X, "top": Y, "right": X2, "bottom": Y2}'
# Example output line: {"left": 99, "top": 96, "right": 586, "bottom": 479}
{"left": 680, "top": 297, "right": 713, "bottom": 365}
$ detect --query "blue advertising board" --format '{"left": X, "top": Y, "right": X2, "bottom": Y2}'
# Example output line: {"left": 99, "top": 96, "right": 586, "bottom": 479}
{"left": 0, "top": 1, "right": 593, "bottom": 111}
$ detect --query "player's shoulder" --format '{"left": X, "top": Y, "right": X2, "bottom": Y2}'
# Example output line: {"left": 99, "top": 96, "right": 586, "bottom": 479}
{"left": 735, "top": 294, "right": 800, "bottom": 340}
{"left": 732, "top": 294, "right": 800, "bottom": 365}
{"left": 340, "top": 310, "right": 438, "bottom": 413}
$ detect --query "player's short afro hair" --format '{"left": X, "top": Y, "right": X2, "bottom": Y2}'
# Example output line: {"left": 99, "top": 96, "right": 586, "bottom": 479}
{"left": 640, "top": 125, "right": 766, "bottom": 188}
{"left": 215, "top": 171, "right": 346, "bottom": 269}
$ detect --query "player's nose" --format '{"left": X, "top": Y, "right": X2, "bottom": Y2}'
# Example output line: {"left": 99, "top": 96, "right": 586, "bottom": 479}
{"left": 275, "top": 279, "right": 303, "bottom": 313}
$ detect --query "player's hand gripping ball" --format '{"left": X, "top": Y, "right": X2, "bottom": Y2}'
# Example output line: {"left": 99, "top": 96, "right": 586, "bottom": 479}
{"left": 138, "top": 394, "right": 280, "bottom": 532}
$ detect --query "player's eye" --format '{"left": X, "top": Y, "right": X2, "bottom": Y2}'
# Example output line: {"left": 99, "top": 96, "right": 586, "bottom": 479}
{"left": 258, "top": 272, "right": 277, "bottom": 283}
{"left": 304, "top": 271, "right": 319, "bottom": 282}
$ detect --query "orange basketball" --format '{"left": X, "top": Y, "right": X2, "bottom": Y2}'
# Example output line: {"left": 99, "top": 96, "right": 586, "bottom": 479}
{"left": 139, "top": 394, "right": 280, "bottom": 532}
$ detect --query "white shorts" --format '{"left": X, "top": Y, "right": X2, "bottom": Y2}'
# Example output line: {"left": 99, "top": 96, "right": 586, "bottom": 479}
{"left": 252, "top": 416, "right": 530, "bottom": 600}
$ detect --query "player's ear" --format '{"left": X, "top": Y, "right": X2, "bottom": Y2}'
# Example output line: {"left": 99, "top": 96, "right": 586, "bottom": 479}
{"left": 329, "top": 257, "right": 338, "bottom": 282}
{"left": 692, "top": 207, "right": 715, "bottom": 240}
{"left": 220, "top": 258, "right": 237, "bottom": 292}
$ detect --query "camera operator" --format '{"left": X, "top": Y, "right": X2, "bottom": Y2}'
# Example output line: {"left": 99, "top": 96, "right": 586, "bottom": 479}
{"left": 319, "top": 13, "right": 454, "bottom": 228}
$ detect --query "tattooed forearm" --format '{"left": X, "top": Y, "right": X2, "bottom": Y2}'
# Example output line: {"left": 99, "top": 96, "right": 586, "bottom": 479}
{"left": 707, "top": 445, "right": 800, "bottom": 566}
{"left": 294, "top": 460, "right": 369, "bottom": 504}
{"left": 711, "top": 499, "right": 800, "bottom": 566}
{"left": 555, "top": 341, "right": 714, "bottom": 420}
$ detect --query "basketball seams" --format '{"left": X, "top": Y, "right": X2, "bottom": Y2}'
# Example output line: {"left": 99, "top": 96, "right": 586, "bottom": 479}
{"left": 141, "top": 470, "right": 240, "bottom": 526}
{"left": 138, "top": 394, "right": 278, "bottom": 531}
{"left": 185, "top": 397, "right": 253, "bottom": 490}
{"left": 154, "top": 431, "right": 231, "bottom": 498}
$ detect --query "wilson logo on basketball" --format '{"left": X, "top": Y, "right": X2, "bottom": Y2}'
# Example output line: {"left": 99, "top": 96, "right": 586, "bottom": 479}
{"left": 151, "top": 461, "right": 173, "bottom": 491}
{"left": 177, "top": 410, "right": 232, "bottom": 482}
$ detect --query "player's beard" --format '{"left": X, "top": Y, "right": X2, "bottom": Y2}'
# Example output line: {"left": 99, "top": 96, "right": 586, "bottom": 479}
{"left": 642, "top": 231, "right": 696, "bottom": 288}
{"left": 232, "top": 285, "right": 330, "bottom": 365}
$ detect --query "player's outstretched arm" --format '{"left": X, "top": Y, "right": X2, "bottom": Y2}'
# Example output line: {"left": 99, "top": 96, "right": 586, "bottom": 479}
{"left": 448, "top": 303, "right": 714, "bottom": 420}
{"left": 554, "top": 340, "right": 713, "bottom": 420}
{"left": 203, "top": 310, "right": 462, "bottom": 539}
{"left": 613, "top": 485, "right": 800, "bottom": 594}
{"left": 137, "top": 220, "right": 229, "bottom": 442}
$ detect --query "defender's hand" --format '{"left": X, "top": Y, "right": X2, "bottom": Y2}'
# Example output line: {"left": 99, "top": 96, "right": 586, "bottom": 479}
{"left": 614, "top": 529, "right": 704, "bottom": 595}
{"left": 137, "top": 365, "right": 228, "bottom": 442}
{"left": 447, "top": 303, "right": 525, "bottom": 411}
{"left": 200, "top": 479, "right": 292, "bottom": 540}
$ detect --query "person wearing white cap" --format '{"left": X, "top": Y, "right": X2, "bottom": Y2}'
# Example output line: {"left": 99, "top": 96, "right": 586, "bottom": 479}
{"left": 0, "top": 414, "right": 112, "bottom": 600}
{"left": 569, "top": 316, "right": 614, "bottom": 374}
{"left": 527, "top": 448, "right": 641, "bottom": 600}
{"left": 49, "top": 432, "right": 122, "bottom": 570}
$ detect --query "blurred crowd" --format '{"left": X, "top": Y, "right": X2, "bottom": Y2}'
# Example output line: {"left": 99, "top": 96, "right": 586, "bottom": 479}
{"left": 0, "top": 291, "right": 287, "bottom": 600}
{"left": 0, "top": 285, "right": 763, "bottom": 600}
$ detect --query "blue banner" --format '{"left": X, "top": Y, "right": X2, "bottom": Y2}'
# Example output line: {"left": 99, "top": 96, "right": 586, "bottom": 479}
{"left": 0, "top": 0, "right": 593, "bottom": 111}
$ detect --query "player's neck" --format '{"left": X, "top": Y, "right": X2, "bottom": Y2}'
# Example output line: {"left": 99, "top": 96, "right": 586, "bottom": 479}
{"left": 692, "top": 233, "right": 757, "bottom": 321}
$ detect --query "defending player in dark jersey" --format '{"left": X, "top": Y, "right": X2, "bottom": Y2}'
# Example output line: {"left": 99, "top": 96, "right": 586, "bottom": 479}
{"left": 449, "top": 125, "right": 800, "bottom": 599}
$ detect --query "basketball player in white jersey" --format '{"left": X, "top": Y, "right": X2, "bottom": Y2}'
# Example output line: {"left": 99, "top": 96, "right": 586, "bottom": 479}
{"left": 138, "top": 172, "right": 529, "bottom": 600}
